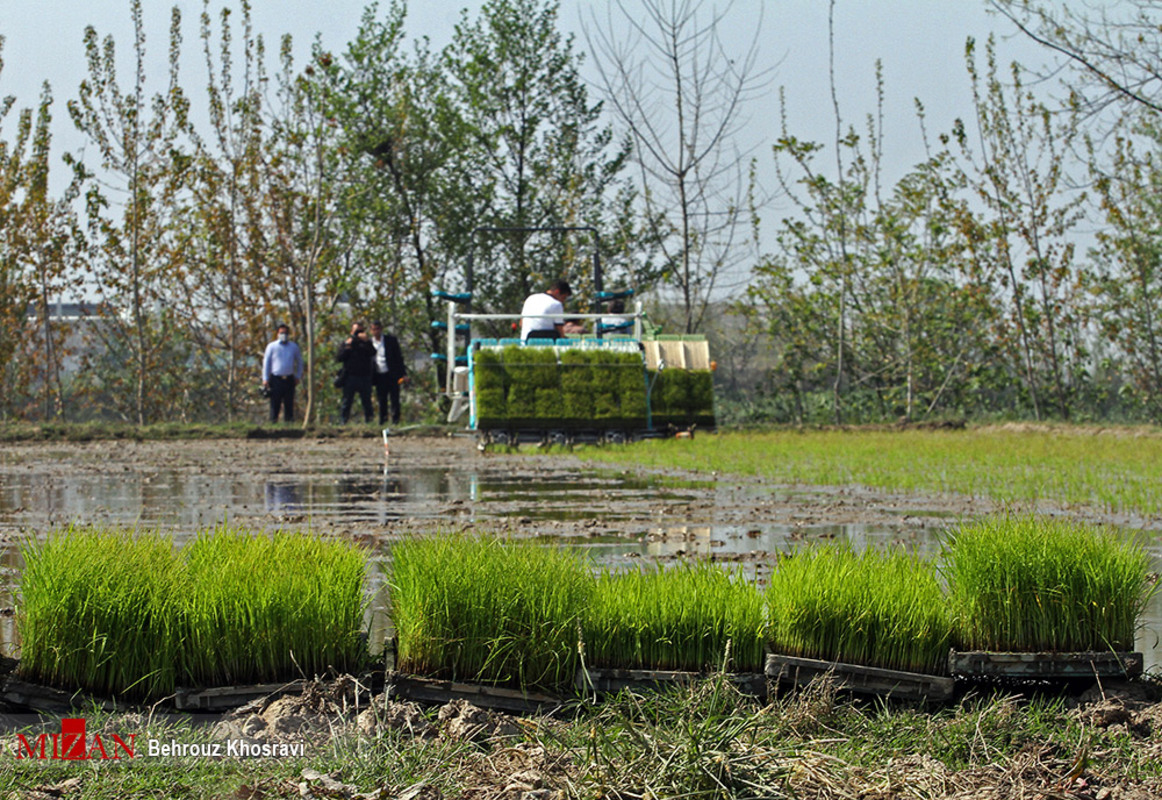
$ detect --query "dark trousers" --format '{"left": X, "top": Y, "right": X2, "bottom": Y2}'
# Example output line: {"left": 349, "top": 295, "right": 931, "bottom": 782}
{"left": 340, "top": 374, "right": 373, "bottom": 423}
{"left": 269, "top": 375, "right": 296, "bottom": 422}
{"left": 373, "top": 372, "right": 402, "bottom": 425}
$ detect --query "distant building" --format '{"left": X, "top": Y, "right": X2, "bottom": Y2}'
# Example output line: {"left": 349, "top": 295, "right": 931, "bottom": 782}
{"left": 24, "top": 301, "right": 109, "bottom": 374}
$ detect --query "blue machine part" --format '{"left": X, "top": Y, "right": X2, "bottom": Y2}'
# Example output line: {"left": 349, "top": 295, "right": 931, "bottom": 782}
{"left": 596, "top": 288, "right": 635, "bottom": 301}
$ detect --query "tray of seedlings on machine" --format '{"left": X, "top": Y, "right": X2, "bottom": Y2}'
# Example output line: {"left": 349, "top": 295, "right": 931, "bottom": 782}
{"left": 943, "top": 516, "right": 1149, "bottom": 682}
{"left": 764, "top": 545, "right": 955, "bottom": 703}
{"left": 7, "top": 525, "right": 368, "bottom": 713}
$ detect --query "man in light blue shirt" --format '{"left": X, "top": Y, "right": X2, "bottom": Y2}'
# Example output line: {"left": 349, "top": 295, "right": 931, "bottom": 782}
{"left": 262, "top": 323, "right": 303, "bottom": 423}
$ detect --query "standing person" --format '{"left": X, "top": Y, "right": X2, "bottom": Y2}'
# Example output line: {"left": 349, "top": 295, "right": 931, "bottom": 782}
{"left": 369, "top": 320, "right": 410, "bottom": 427}
{"left": 336, "top": 322, "right": 375, "bottom": 424}
{"left": 520, "top": 279, "right": 585, "bottom": 341}
{"left": 262, "top": 323, "right": 303, "bottom": 423}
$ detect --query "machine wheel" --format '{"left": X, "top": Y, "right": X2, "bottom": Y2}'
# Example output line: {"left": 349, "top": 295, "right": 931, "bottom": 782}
{"left": 491, "top": 430, "right": 511, "bottom": 447}
{"left": 547, "top": 430, "right": 569, "bottom": 447}
{"left": 604, "top": 430, "right": 626, "bottom": 445}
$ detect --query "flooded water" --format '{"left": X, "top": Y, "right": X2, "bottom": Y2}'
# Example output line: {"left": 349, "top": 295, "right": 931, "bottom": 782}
{"left": 1, "top": 437, "right": 1159, "bottom": 672}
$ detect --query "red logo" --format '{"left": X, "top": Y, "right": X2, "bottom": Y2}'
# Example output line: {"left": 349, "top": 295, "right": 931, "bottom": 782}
{"left": 15, "top": 718, "right": 136, "bottom": 760}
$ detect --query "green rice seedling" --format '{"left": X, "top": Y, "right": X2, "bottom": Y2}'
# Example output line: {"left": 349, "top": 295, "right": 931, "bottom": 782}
{"left": 576, "top": 429, "right": 1162, "bottom": 516}
{"left": 181, "top": 527, "right": 367, "bottom": 687}
{"left": 767, "top": 545, "right": 951, "bottom": 675}
{"left": 474, "top": 349, "right": 509, "bottom": 420}
{"left": 943, "top": 516, "right": 1152, "bottom": 652}
{"left": 560, "top": 350, "right": 597, "bottom": 420}
{"left": 473, "top": 349, "right": 507, "bottom": 392}
{"left": 18, "top": 526, "right": 185, "bottom": 698}
{"left": 688, "top": 371, "right": 715, "bottom": 415}
{"left": 475, "top": 388, "right": 507, "bottom": 420}
{"left": 389, "top": 535, "right": 593, "bottom": 693}
{"left": 616, "top": 358, "right": 648, "bottom": 419}
{"left": 584, "top": 562, "right": 766, "bottom": 672}
{"left": 18, "top": 525, "right": 367, "bottom": 699}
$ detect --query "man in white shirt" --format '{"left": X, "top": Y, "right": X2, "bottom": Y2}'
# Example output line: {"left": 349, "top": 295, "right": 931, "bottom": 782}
{"left": 261, "top": 323, "right": 303, "bottom": 423}
{"left": 520, "top": 279, "right": 584, "bottom": 341}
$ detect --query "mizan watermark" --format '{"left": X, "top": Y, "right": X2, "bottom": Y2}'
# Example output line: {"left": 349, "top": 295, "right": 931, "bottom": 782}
{"left": 15, "top": 718, "right": 135, "bottom": 761}
{"left": 13, "top": 718, "right": 304, "bottom": 760}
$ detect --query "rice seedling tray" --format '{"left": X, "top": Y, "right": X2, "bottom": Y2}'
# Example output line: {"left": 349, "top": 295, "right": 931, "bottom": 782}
{"left": 2, "top": 672, "right": 320, "bottom": 714}
{"left": 948, "top": 651, "right": 1143, "bottom": 679}
{"left": 576, "top": 667, "right": 767, "bottom": 698}
{"left": 173, "top": 680, "right": 310, "bottom": 711}
{"left": 387, "top": 672, "right": 561, "bottom": 715}
{"left": 1, "top": 675, "right": 120, "bottom": 714}
{"left": 765, "top": 654, "right": 955, "bottom": 703}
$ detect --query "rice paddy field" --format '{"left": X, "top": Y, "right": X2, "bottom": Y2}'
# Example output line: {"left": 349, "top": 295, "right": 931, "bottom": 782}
{"left": 577, "top": 425, "right": 1162, "bottom": 515}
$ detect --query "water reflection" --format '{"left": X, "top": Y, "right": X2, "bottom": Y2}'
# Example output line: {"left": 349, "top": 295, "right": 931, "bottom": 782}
{"left": 265, "top": 482, "right": 300, "bottom": 514}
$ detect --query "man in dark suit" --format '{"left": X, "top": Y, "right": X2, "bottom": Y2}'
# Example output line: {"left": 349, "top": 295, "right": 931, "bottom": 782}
{"left": 337, "top": 321, "right": 376, "bottom": 424}
{"left": 369, "top": 320, "right": 409, "bottom": 426}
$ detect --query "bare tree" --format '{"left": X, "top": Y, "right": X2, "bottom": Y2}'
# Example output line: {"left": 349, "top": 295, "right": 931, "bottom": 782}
{"left": 989, "top": 0, "right": 1162, "bottom": 118}
{"left": 585, "top": 0, "right": 772, "bottom": 333}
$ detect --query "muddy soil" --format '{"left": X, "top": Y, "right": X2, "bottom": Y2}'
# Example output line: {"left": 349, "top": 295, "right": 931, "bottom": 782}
{"left": 0, "top": 434, "right": 1001, "bottom": 543}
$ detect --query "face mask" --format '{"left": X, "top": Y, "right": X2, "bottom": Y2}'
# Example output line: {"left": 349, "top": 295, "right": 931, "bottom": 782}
{"left": 278, "top": 333, "right": 288, "bottom": 343}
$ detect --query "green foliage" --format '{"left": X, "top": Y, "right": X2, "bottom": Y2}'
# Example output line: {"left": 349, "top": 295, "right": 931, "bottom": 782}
{"left": 18, "top": 525, "right": 367, "bottom": 698}
{"left": 444, "top": 0, "right": 638, "bottom": 311}
{"left": 767, "top": 545, "right": 951, "bottom": 675}
{"left": 67, "top": 0, "right": 193, "bottom": 426}
{"left": 585, "top": 563, "right": 766, "bottom": 672}
{"left": 1089, "top": 126, "right": 1162, "bottom": 423}
{"left": 389, "top": 534, "right": 593, "bottom": 693}
{"left": 944, "top": 516, "right": 1152, "bottom": 652}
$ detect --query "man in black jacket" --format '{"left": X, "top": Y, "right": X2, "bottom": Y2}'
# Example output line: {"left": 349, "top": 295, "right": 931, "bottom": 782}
{"left": 337, "top": 322, "right": 376, "bottom": 424}
{"left": 369, "top": 320, "right": 409, "bottom": 426}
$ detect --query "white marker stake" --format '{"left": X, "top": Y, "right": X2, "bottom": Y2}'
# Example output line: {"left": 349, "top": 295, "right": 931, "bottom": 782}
{"left": 382, "top": 428, "right": 390, "bottom": 474}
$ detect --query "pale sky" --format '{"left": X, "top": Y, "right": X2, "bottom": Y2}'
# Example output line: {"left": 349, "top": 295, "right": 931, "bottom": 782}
{"left": 0, "top": 1, "right": 1050, "bottom": 243}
